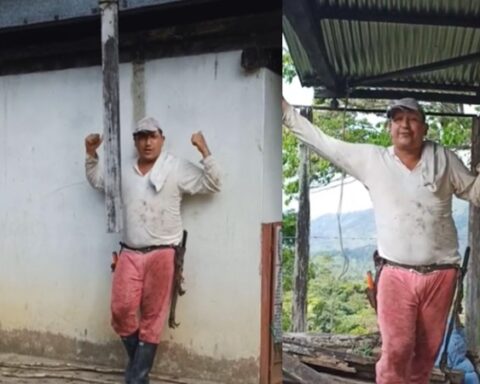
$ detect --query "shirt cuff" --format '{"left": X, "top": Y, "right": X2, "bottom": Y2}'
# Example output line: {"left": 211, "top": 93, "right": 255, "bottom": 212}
{"left": 282, "top": 103, "right": 296, "bottom": 127}
{"left": 86, "top": 154, "right": 99, "bottom": 163}
{"left": 200, "top": 155, "right": 215, "bottom": 166}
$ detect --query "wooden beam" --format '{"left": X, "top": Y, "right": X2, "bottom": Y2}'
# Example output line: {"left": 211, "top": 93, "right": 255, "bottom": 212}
{"left": 315, "top": 88, "right": 480, "bottom": 105}
{"left": 284, "top": 333, "right": 465, "bottom": 383}
{"left": 241, "top": 47, "right": 282, "bottom": 75}
{"left": 283, "top": 353, "right": 366, "bottom": 384}
{"left": 100, "top": 0, "right": 123, "bottom": 232}
{"left": 292, "top": 108, "right": 312, "bottom": 332}
{"left": 259, "top": 222, "right": 284, "bottom": 384}
{"left": 0, "top": 11, "right": 280, "bottom": 77}
{"left": 352, "top": 80, "right": 480, "bottom": 94}
{"left": 293, "top": 104, "right": 478, "bottom": 119}
{"left": 260, "top": 224, "right": 274, "bottom": 384}
{"left": 350, "top": 52, "right": 480, "bottom": 87}
{"left": 467, "top": 116, "right": 480, "bottom": 352}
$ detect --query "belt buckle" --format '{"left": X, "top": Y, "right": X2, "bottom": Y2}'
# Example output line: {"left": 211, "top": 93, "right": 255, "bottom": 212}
{"left": 417, "top": 265, "right": 432, "bottom": 274}
{"left": 142, "top": 245, "right": 156, "bottom": 253}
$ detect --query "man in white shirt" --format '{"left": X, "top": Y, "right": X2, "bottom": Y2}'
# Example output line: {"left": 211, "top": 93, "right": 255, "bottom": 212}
{"left": 282, "top": 97, "right": 480, "bottom": 384}
{"left": 85, "top": 117, "right": 221, "bottom": 384}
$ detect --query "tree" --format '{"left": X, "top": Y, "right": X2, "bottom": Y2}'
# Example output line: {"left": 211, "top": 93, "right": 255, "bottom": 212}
{"left": 308, "top": 256, "right": 377, "bottom": 335}
{"left": 292, "top": 140, "right": 310, "bottom": 332}
{"left": 282, "top": 47, "right": 297, "bottom": 84}
{"left": 425, "top": 102, "right": 471, "bottom": 150}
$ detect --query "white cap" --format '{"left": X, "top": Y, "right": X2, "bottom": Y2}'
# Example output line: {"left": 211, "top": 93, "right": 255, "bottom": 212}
{"left": 134, "top": 117, "right": 162, "bottom": 134}
{"left": 387, "top": 98, "right": 425, "bottom": 122}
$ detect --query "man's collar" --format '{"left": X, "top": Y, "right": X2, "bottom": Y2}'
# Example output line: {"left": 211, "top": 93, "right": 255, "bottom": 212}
{"left": 133, "top": 151, "right": 166, "bottom": 176}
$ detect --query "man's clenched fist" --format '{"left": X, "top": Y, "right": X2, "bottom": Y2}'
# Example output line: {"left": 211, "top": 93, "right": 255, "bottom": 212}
{"left": 191, "top": 131, "right": 211, "bottom": 158}
{"left": 85, "top": 133, "right": 103, "bottom": 158}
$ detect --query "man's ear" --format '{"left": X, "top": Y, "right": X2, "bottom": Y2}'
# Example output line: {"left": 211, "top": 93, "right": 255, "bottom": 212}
{"left": 424, "top": 123, "right": 429, "bottom": 137}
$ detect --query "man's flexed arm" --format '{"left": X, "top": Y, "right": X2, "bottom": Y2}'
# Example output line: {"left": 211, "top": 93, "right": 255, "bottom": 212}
{"left": 191, "top": 131, "right": 211, "bottom": 159}
{"left": 84, "top": 133, "right": 105, "bottom": 191}
{"left": 178, "top": 131, "right": 221, "bottom": 194}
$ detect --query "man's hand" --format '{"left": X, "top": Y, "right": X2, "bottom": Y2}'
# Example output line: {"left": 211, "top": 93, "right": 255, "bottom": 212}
{"left": 85, "top": 134, "right": 103, "bottom": 158}
{"left": 191, "top": 131, "right": 211, "bottom": 158}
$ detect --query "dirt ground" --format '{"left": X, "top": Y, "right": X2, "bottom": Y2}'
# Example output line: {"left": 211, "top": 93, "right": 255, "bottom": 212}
{"left": 0, "top": 353, "right": 221, "bottom": 384}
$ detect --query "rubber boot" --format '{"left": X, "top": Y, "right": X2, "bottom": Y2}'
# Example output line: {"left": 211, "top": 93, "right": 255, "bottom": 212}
{"left": 130, "top": 341, "right": 158, "bottom": 384}
{"left": 121, "top": 330, "right": 139, "bottom": 383}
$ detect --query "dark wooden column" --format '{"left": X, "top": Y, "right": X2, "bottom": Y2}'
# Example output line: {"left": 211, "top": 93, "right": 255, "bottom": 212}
{"left": 292, "top": 107, "right": 312, "bottom": 332}
{"left": 467, "top": 116, "right": 480, "bottom": 352}
{"left": 100, "top": 0, "right": 122, "bottom": 232}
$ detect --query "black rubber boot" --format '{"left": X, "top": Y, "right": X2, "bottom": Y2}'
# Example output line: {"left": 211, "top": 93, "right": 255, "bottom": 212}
{"left": 130, "top": 341, "right": 158, "bottom": 384}
{"left": 121, "top": 330, "right": 139, "bottom": 383}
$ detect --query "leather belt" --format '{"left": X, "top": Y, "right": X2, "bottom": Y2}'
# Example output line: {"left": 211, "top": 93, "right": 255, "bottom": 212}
{"left": 384, "top": 259, "right": 459, "bottom": 274}
{"left": 119, "top": 242, "right": 174, "bottom": 254}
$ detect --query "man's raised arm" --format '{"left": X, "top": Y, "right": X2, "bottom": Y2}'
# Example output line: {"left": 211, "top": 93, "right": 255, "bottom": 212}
{"left": 282, "top": 97, "right": 376, "bottom": 184}
{"left": 178, "top": 131, "right": 221, "bottom": 194}
{"left": 84, "top": 133, "right": 105, "bottom": 191}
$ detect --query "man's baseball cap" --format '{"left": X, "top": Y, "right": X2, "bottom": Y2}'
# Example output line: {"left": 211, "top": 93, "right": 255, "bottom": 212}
{"left": 386, "top": 98, "right": 425, "bottom": 121}
{"left": 133, "top": 116, "right": 163, "bottom": 135}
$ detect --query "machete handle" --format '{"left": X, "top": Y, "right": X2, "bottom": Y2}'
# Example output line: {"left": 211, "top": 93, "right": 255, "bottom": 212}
{"left": 366, "top": 271, "right": 375, "bottom": 290}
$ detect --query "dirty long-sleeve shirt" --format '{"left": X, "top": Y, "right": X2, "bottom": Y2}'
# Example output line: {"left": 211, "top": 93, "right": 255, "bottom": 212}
{"left": 86, "top": 151, "right": 221, "bottom": 247}
{"left": 283, "top": 104, "right": 480, "bottom": 265}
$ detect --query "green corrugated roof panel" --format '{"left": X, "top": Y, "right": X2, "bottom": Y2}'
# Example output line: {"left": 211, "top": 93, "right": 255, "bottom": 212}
{"left": 321, "top": 20, "right": 480, "bottom": 79}
{"left": 284, "top": 0, "right": 480, "bottom": 103}
{"left": 283, "top": 16, "right": 315, "bottom": 84}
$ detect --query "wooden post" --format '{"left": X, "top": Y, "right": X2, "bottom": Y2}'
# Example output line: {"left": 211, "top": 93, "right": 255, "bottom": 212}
{"left": 292, "top": 107, "right": 312, "bottom": 332}
{"left": 260, "top": 223, "right": 283, "bottom": 384}
{"left": 100, "top": 0, "right": 122, "bottom": 232}
{"left": 467, "top": 116, "right": 480, "bottom": 352}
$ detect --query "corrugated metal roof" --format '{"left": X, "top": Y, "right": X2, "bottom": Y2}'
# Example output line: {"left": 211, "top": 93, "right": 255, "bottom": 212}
{"left": 283, "top": 0, "right": 480, "bottom": 104}
{"left": 282, "top": 16, "right": 314, "bottom": 82}
{"left": 321, "top": 21, "right": 480, "bottom": 79}
{"left": 316, "top": 0, "right": 480, "bottom": 15}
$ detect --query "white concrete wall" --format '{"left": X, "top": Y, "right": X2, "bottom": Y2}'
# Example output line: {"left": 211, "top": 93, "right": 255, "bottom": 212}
{"left": 0, "top": 51, "right": 281, "bottom": 372}
{"left": 261, "top": 69, "right": 282, "bottom": 223}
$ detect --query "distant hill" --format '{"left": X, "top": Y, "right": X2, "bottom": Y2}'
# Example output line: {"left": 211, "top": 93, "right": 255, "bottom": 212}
{"left": 310, "top": 198, "right": 469, "bottom": 278}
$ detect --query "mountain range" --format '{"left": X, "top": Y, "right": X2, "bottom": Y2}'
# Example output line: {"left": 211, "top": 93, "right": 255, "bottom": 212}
{"left": 310, "top": 197, "right": 470, "bottom": 278}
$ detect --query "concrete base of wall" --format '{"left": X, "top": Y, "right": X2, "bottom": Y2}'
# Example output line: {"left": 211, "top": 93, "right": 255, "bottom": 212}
{"left": 0, "top": 329, "right": 259, "bottom": 384}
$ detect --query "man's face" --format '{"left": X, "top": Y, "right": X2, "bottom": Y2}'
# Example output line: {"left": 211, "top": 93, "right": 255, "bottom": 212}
{"left": 389, "top": 109, "right": 427, "bottom": 152}
{"left": 134, "top": 130, "right": 164, "bottom": 163}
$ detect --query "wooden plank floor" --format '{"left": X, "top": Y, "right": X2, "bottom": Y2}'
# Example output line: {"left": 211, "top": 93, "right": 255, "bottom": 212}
{"left": 0, "top": 353, "right": 222, "bottom": 384}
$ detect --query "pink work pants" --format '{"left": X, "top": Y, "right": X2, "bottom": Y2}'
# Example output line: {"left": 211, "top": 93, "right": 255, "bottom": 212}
{"left": 376, "top": 265, "right": 457, "bottom": 384}
{"left": 111, "top": 248, "right": 175, "bottom": 344}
